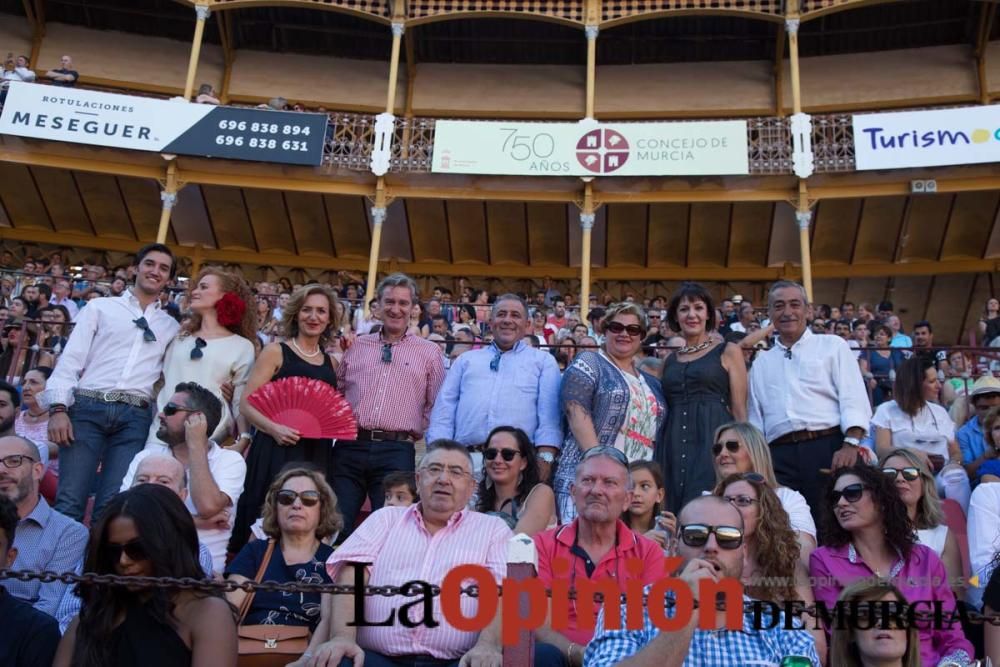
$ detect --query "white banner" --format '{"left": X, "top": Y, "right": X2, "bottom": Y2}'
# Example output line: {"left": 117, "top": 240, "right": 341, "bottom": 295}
{"left": 853, "top": 105, "right": 1000, "bottom": 170}
{"left": 0, "top": 83, "right": 327, "bottom": 165}
{"left": 432, "top": 119, "right": 749, "bottom": 176}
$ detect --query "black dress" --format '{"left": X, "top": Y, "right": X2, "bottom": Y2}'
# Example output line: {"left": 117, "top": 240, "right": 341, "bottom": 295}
{"left": 109, "top": 603, "right": 191, "bottom": 666}
{"left": 230, "top": 343, "right": 337, "bottom": 551}
{"left": 656, "top": 344, "right": 733, "bottom": 512}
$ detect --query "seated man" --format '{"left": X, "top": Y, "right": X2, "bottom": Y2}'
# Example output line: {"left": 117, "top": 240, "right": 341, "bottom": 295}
{"left": 0, "top": 494, "right": 60, "bottom": 665}
{"left": 959, "top": 376, "right": 1000, "bottom": 484}
{"left": 532, "top": 446, "right": 664, "bottom": 666}
{"left": 586, "top": 495, "right": 819, "bottom": 666}
{"left": 301, "top": 440, "right": 512, "bottom": 667}
{"left": 120, "top": 382, "right": 246, "bottom": 573}
{"left": 0, "top": 435, "right": 87, "bottom": 617}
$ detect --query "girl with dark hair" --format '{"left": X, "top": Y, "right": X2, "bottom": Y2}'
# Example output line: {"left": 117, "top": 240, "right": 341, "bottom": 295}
{"left": 53, "top": 484, "right": 237, "bottom": 667}
{"left": 872, "top": 355, "right": 970, "bottom": 512}
{"left": 0, "top": 320, "right": 36, "bottom": 383}
{"left": 475, "top": 426, "right": 556, "bottom": 535}
{"left": 860, "top": 324, "right": 904, "bottom": 406}
{"left": 621, "top": 461, "right": 676, "bottom": 550}
{"left": 656, "top": 281, "right": 747, "bottom": 511}
{"left": 809, "top": 464, "right": 972, "bottom": 667}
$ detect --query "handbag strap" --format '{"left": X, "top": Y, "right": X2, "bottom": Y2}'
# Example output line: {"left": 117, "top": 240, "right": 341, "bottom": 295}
{"left": 237, "top": 539, "right": 276, "bottom": 625}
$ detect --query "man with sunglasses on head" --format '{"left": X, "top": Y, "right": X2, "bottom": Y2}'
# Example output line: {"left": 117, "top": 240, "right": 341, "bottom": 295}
{"left": 118, "top": 382, "right": 246, "bottom": 574}
{"left": 40, "top": 243, "right": 180, "bottom": 523}
{"left": 748, "top": 280, "right": 872, "bottom": 527}
{"left": 428, "top": 293, "right": 562, "bottom": 483}
{"left": 0, "top": 435, "right": 87, "bottom": 617}
{"left": 587, "top": 495, "right": 819, "bottom": 666}
{"left": 532, "top": 446, "right": 664, "bottom": 666}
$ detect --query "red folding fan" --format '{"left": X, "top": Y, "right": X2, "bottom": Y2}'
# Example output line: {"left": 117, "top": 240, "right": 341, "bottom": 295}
{"left": 247, "top": 376, "right": 358, "bottom": 440}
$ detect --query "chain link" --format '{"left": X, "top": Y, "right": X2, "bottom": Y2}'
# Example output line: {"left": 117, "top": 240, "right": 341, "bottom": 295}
{"left": 4, "top": 569, "right": 1000, "bottom": 625}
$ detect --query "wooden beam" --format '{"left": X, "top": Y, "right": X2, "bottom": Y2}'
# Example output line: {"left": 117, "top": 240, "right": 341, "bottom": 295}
{"left": 976, "top": 1, "right": 997, "bottom": 105}
{"left": 28, "top": 0, "right": 45, "bottom": 73}
{"left": 774, "top": 21, "right": 786, "bottom": 117}
{"left": 218, "top": 9, "right": 235, "bottom": 104}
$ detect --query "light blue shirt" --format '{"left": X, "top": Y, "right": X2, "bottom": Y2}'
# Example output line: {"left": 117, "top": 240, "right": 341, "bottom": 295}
{"left": 427, "top": 340, "right": 563, "bottom": 448}
{"left": 891, "top": 332, "right": 913, "bottom": 349}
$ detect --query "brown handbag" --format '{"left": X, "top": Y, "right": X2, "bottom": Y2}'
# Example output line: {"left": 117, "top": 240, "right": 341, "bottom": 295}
{"left": 236, "top": 540, "right": 312, "bottom": 667}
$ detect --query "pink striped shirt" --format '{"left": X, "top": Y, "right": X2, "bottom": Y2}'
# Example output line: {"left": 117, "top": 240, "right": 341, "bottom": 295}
{"left": 337, "top": 332, "right": 446, "bottom": 437}
{"left": 327, "top": 505, "right": 512, "bottom": 659}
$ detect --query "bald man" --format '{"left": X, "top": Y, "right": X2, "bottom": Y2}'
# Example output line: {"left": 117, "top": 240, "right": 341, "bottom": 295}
{"left": 0, "top": 435, "right": 87, "bottom": 617}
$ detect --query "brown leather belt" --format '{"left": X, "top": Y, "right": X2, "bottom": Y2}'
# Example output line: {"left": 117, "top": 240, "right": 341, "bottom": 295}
{"left": 770, "top": 426, "right": 841, "bottom": 446}
{"left": 356, "top": 429, "right": 415, "bottom": 442}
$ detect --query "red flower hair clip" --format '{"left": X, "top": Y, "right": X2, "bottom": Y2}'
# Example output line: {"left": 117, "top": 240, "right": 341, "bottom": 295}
{"left": 215, "top": 292, "right": 246, "bottom": 328}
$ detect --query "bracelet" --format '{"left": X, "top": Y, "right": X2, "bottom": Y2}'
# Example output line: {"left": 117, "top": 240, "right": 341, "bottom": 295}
{"left": 49, "top": 405, "right": 67, "bottom": 415}
{"left": 237, "top": 432, "right": 252, "bottom": 442}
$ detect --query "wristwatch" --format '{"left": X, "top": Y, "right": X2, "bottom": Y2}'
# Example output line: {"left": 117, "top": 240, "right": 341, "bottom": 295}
{"left": 538, "top": 452, "right": 556, "bottom": 464}
{"left": 843, "top": 436, "right": 861, "bottom": 447}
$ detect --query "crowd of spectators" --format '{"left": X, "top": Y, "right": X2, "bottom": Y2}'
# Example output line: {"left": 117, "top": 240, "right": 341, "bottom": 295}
{"left": 0, "top": 244, "right": 998, "bottom": 666}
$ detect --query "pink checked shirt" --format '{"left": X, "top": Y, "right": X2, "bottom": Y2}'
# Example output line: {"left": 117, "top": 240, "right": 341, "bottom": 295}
{"left": 327, "top": 505, "right": 512, "bottom": 659}
{"left": 337, "top": 332, "right": 446, "bottom": 437}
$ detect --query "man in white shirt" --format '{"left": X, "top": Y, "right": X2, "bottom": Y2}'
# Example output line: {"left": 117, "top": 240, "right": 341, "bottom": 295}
{"left": 40, "top": 243, "right": 179, "bottom": 523}
{"left": 747, "top": 280, "right": 872, "bottom": 523}
{"left": 49, "top": 277, "right": 79, "bottom": 320}
{"left": 120, "top": 382, "right": 245, "bottom": 573}
{"left": 967, "top": 481, "right": 1000, "bottom": 610}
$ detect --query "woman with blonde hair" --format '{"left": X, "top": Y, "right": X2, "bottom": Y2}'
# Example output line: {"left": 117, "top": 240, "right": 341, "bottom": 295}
{"left": 829, "top": 579, "right": 921, "bottom": 667}
{"left": 146, "top": 266, "right": 257, "bottom": 451}
{"left": 554, "top": 302, "right": 665, "bottom": 522}
{"left": 231, "top": 284, "right": 340, "bottom": 553}
{"left": 711, "top": 421, "right": 816, "bottom": 566}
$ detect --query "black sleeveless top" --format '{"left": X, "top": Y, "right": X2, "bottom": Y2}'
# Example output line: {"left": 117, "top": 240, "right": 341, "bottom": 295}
{"left": 273, "top": 342, "right": 338, "bottom": 387}
{"left": 109, "top": 604, "right": 191, "bottom": 667}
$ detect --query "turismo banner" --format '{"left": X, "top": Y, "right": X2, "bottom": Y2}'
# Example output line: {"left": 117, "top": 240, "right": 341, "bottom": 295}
{"left": 431, "top": 119, "right": 749, "bottom": 176}
{"left": 0, "top": 83, "right": 327, "bottom": 166}
{"left": 853, "top": 105, "right": 1000, "bottom": 170}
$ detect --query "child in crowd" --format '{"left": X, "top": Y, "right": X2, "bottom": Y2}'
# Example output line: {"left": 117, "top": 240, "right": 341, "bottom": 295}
{"left": 383, "top": 471, "right": 418, "bottom": 508}
{"left": 621, "top": 461, "right": 675, "bottom": 552}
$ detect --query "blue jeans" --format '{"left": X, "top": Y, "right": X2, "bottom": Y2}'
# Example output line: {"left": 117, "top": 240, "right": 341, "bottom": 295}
{"left": 55, "top": 395, "right": 153, "bottom": 522}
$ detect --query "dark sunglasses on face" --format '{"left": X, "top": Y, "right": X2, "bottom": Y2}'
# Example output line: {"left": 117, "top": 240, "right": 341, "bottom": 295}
{"left": 108, "top": 539, "right": 147, "bottom": 563}
{"left": 163, "top": 402, "right": 197, "bottom": 417}
{"left": 829, "top": 483, "right": 867, "bottom": 504}
{"left": 882, "top": 466, "right": 921, "bottom": 482}
{"left": 680, "top": 523, "right": 744, "bottom": 550}
{"left": 605, "top": 321, "right": 643, "bottom": 337}
{"left": 190, "top": 337, "right": 207, "bottom": 360}
{"left": 276, "top": 489, "right": 321, "bottom": 507}
{"left": 484, "top": 448, "right": 520, "bottom": 462}
{"left": 712, "top": 440, "right": 741, "bottom": 456}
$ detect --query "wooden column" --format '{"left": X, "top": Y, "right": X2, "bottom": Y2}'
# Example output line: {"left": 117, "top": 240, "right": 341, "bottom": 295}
{"left": 786, "top": 6, "right": 812, "bottom": 299}
{"left": 364, "top": 178, "right": 388, "bottom": 314}
{"left": 156, "top": 163, "right": 179, "bottom": 244}
{"left": 796, "top": 183, "right": 814, "bottom": 301}
{"left": 385, "top": 21, "right": 405, "bottom": 114}
{"left": 580, "top": 184, "right": 596, "bottom": 322}
{"left": 183, "top": 3, "right": 211, "bottom": 100}
{"left": 585, "top": 25, "right": 598, "bottom": 118}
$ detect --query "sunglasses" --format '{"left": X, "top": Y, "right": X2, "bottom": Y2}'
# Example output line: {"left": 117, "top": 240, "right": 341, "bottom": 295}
{"left": 382, "top": 343, "right": 392, "bottom": 364}
{"left": 484, "top": 448, "right": 520, "bottom": 462}
{"left": 190, "top": 337, "right": 207, "bottom": 360}
{"left": 133, "top": 316, "right": 156, "bottom": 342}
{"left": 163, "top": 402, "right": 197, "bottom": 417}
{"left": 712, "top": 440, "right": 741, "bottom": 456}
{"left": 490, "top": 351, "right": 501, "bottom": 372}
{"left": 881, "top": 466, "right": 921, "bottom": 482}
{"left": 582, "top": 445, "right": 629, "bottom": 467}
{"left": 724, "top": 494, "right": 759, "bottom": 508}
{"left": 108, "top": 538, "right": 147, "bottom": 563}
{"left": 276, "top": 489, "right": 321, "bottom": 507}
{"left": 829, "top": 483, "right": 867, "bottom": 504}
{"left": 680, "top": 523, "right": 744, "bottom": 550}
{"left": 605, "top": 321, "right": 643, "bottom": 337}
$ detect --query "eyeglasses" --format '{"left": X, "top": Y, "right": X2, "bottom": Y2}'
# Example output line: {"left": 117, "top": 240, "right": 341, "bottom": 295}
{"left": 190, "top": 337, "right": 207, "bottom": 360}
{"left": 712, "top": 440, "right": 741, "bottom": 456}
{"left": 381, "top": 343, "right": 392, "bottom": 364}
{"left": 605, "top": 321, "right": 643, "bottom": 337}
{"left": 107, "top": 538, "right": 147, "bottom": 563}
{"left": 490, "top": 351, "right": 501, "bottom": 372}
{"left": 679, "top": 523, "right": 744, "bottom": 550}
{"left": 484, "top": 448, "right": 520, "bottom": 462}
{"left": 0, "top": 454, "right": 36, "bottom": 469}
{"left": 724, "top": 494, "right": 759, "bottom": 508}
{"left": 421, "top": 463, "right": 472, "bottom": 480}
{"left": 133, "top": 317, "right": 156, "bottom": 342}
{"left": 829, "top": 483, "right": 867, "bottom": 504}
{"left": 276, "top": 489, "right": 321, "bottom": 507}
{"left": 881, "top": 466, "right": 921, "bottom": 482}
{"left": 582, "top": 445, "right": 629, "bottom": 467}
{"left": 163, "top": 402, "right": 197, "bottom": 417}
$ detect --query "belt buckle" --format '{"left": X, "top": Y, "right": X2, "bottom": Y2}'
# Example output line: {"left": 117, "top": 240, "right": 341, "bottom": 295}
{"left": 368, "top": 430, "right": 386, "bottom": 442}
{"left": 99, "top": 391, "right": 116, "bottom": 403}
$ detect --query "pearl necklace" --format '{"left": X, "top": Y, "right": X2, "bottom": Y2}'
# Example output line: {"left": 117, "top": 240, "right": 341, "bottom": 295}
{"left": 291, "top": 337, "right": 321, "bottom": 358}
{"left": 677, "top": 339, "right": 712, "bottom": 355}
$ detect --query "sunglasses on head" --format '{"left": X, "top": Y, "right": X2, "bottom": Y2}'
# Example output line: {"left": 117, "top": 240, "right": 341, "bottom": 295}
{"left": 605, "top": 321, "right": 643, "bottom": 337}
{"left": 276, "top": 489, "right": 321, "bottom": 507}
{"left": 484, "top": 448, "right": 520, "bottom": 462}
{"left": 582, "top": 445, "right": 629, "bottom": 467}
{"left": 680, "top": 523, "right": 744, "bottom": 550}
{"left": 108, "top": 538, "right": 147, "bottom": 563}
{"left": 712, "top": 440, "right": 741, "bottom": 456}
{"left": 829, "top": 482, "right": 867, "bottom": 504}
{"left": 881, "top": 466, "right": 921, "bottom": 482}
{"left": 163, "top": 402, "right": 196, "bottom": 417}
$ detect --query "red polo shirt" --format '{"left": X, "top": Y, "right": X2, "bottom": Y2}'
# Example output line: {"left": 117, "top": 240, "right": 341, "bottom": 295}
{"left": 533, "top": 519, "right": 665, "bottom": 644}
